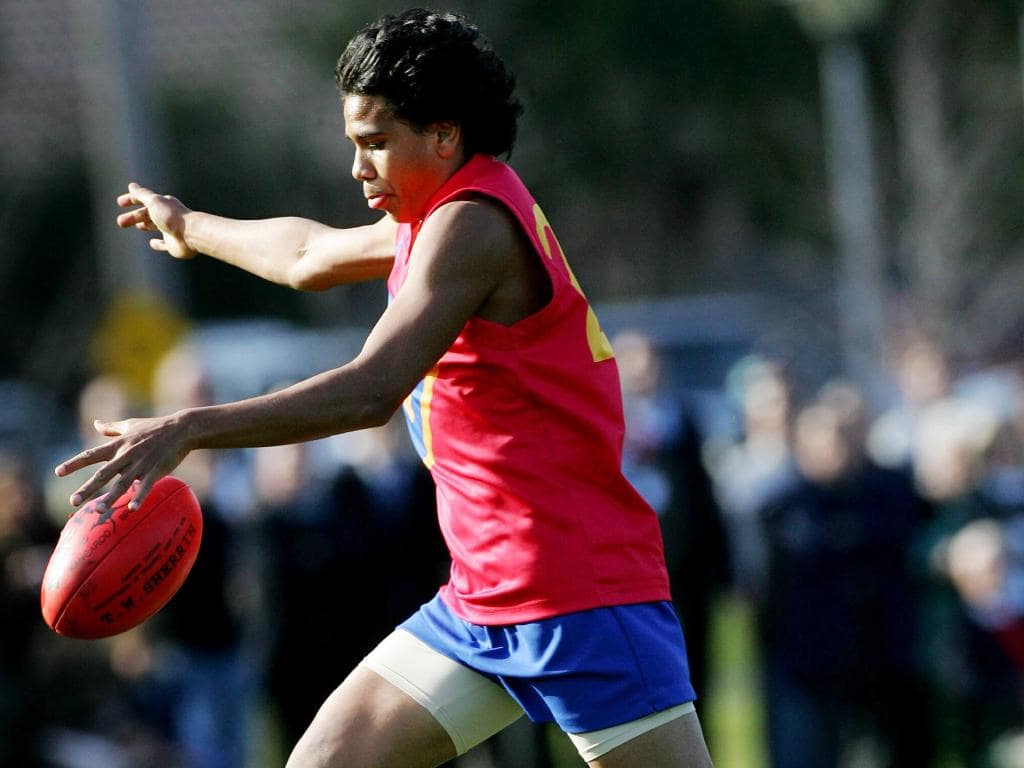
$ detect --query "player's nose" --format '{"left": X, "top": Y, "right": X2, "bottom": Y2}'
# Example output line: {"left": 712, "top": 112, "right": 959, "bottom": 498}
{"left": 352, "top": 150, "right": 376, "bottom": 181}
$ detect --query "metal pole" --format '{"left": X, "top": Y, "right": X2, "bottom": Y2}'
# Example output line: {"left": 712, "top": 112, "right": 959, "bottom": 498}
{"left": 70, "top": 0, "right": 182, "bottom": 305}
{"left": 818, "top": 36, "right": 887, "bottom": 392}
{"left": 1019, "top": 1, "right": 1024, "bottom": 118}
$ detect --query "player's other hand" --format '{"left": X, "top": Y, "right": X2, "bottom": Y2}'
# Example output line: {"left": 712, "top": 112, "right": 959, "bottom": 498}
{"left": 116, "top": 182, "right": 197, "bottom": 260}
{"left": 55, "top": 416, "right": 191, "bottom": 513}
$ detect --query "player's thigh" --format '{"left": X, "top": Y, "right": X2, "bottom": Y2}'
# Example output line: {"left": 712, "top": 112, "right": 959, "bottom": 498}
{"left": 285, "top": 663, "right": 456, "bottom": 768}
{"left": 587, "top": 709, "right": 713, "bottom": 768}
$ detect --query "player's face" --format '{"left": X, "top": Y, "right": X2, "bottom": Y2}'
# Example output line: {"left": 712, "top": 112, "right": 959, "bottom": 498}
{"left": 343, "top": 95, "right": 460, "bottom": 223}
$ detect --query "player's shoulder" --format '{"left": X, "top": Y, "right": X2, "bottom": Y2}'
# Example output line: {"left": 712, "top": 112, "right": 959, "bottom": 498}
{"left": 426, "top": 193, "right": 520, "bottom": 236}
{"left": 418, "top": 194, "right": 526, "bottom": 261}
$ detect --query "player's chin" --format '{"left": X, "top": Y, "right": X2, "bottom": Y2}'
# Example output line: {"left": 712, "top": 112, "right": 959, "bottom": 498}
{"left": 388, "top": 207, "right": 420, "bottom": 224}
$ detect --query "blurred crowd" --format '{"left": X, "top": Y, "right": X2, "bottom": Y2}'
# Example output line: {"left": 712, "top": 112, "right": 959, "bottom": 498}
{"left": 1, "top": 342, "right": 449, "bottom": 768}
{"left": 611, "top": 327, "right": 1024, "bottom": 768}
{"left": 3, "top": 325, "right": 1024, "bottom": 768}
{"left": 697, "top": 332, "right": 1024, "bottom": 768}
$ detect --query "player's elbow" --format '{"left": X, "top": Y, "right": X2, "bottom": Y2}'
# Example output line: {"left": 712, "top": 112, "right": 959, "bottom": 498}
{"left": 339, "top": 361, "right": 411, "bottom": 429}
{"left": 350, "top": 387, "right": 404, "bottom": 430}
{"left": 287, "top": 261, "right": 333, "bottom": 292}
{"left": 353, "top": 398, "right": 400, "bottom": 430}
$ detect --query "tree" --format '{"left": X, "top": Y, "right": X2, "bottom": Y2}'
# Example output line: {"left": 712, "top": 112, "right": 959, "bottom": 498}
{"left": 888, "top": 0, "right": 1024, "bottom": 363}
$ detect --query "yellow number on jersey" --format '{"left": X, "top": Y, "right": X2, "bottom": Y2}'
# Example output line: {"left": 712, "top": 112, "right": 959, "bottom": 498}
{"left": 532, "top": 204, "right": 615, "bottom": 363}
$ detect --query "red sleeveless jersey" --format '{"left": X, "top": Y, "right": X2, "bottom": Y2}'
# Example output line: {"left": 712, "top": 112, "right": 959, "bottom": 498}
{"left": 389, "top": 155, "right": 670, "bottom": 624}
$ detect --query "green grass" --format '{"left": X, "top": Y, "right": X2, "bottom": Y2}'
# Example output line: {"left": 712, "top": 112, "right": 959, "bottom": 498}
{"left": 704, "top": 592, "right": 767, "bottom": 768}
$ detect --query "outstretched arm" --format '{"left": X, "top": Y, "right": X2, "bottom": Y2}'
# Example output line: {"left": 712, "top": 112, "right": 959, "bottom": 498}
{"left": 117, "top": 183, "right": 398, "bottom": 289}
{"left": 57, "top": 199, "right": 515, "bottom": 511}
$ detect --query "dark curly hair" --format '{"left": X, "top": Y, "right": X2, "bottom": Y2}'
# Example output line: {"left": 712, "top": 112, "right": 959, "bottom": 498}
{"left": 335, "top": 9, "right": 523, "bottom": 158}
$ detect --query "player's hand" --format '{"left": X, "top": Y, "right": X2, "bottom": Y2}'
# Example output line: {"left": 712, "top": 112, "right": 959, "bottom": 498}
{"left": 116, "top": 182, "right": 197, "bottom": 260}
{"left": 55, "top": 416, "right": 192, "bottom": 513}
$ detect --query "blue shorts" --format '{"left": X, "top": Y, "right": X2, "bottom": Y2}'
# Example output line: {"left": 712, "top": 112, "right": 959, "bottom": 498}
{"left": 399, "top": 593, "right": 697, "bottom": 733}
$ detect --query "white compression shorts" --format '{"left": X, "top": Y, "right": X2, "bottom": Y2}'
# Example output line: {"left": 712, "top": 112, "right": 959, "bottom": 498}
{"left": 361, "top": 628, "right": 696, "bottom": 761}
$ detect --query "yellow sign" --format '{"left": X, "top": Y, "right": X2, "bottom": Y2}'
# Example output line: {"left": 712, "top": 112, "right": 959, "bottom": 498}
{"left": 89, "top": 293, "right": 189, "bottom": 402}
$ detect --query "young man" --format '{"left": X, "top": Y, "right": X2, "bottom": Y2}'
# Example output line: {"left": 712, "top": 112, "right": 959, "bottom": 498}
{"left": 56, "top": 10, "right": 714, "bottom": 768}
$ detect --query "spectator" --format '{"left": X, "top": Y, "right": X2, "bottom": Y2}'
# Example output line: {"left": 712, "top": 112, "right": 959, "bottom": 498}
{"left": 614, "top": 330, "right": 730, "bottom": 700}
{"left": 709, "top": 355, "right": 796, "bottom": 603}
{"left": 759, "top": 381, "right": 931, "bottom": 768}
{"left": 121, "top": 344, "right": 258, "bottom": 768}
{"left": 259, "top": 416, "right": 446, "bottom": 756}
{"left": 257, "top": 438, "right": 362, "bottom": 753}
{"left": 0, "top": 447, "right": 59, "bottom": 764}
{"left": 916, "top": 392, "right": 1024, "bottom": 766}
{"left": 341, "top": 415, "right": 449, "bottom": 624}
{"left": 868, "top": 334, "right": 951, "bottom": 471}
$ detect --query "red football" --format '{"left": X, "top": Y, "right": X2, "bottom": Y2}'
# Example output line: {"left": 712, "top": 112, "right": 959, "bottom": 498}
{"left": 41, "top": 475, "right": 203, "bottom": 639}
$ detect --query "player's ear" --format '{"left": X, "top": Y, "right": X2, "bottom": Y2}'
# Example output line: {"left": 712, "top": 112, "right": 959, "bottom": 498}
{"left": 433, "top": 121, "right": 462, "bottom": 159}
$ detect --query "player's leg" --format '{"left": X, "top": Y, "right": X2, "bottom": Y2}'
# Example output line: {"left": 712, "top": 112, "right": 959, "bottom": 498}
{"left": 580, "top": 707, "right": 713, "bottom": 768}
{"left": 286, "top": 628, "right": 524, "bottom": 768}
{"left": 286, "top": 664, "right": 455, "bottom": 768}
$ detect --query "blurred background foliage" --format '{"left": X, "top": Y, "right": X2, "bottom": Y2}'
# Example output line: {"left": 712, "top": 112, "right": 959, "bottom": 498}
{"left": 4, "top": 0, "right": 1023, "bottom": 409}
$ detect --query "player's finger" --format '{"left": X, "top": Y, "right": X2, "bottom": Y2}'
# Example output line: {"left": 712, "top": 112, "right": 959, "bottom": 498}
{"left": 68, "top": 460, "right": 127, "bottom": 508}
{"left": 90, "top": 488, "right": 120, "bottom": 514}
{"left": 91, "top": 472, "right": 138, "bottom": 514}
{"left": 135, "top": 221, "right": 158, "bottom": 232}
{"left": 127, "top": 182, "right": 158, "bottom": 206}
{"left": 71, "top": 449, "right": 143, "bottom": 510}
{"left": 128, "top": 475, "right": 157, "bottom": 511}
{"left": 117, "top": 207, "right": 152, "bottom": 228}
{"left": 150, "top": 238, "right": 169, "bottom": 252}
{"left": 55, "top": 441, "right": 118, "bottom": 478}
